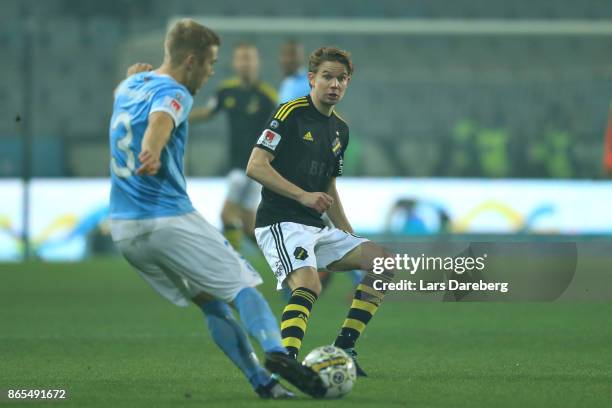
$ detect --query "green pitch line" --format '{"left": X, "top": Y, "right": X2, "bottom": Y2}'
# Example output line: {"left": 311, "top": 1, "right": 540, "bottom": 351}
{"left": 0, "top": 258, "right": 610, "bottom": 408}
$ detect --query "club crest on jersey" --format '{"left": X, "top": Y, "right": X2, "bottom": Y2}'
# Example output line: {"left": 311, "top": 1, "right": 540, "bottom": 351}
{"left": 269, "top": 120, "right": 279, "bottom": 129}
{"left": 258, "top": 129, "right": 281, "bottom": 150}
{"left": 303, "top": 131, "right": 314, "bottom": 142}
{"left": 332, "top": 136, "right": 342, "bottom": 156}
{"left": 294, "top": 246, "right": 309, "bottom": 261}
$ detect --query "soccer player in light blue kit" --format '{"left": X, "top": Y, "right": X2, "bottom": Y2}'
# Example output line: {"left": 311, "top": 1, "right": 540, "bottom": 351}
{"left": 108, "top": 19, "right": 315, "bottom": 399}
{"left": 278, "top": 40, "right": 311, "bottom": 104}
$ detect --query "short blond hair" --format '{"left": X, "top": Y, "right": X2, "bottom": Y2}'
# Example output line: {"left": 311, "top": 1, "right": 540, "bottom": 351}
{"left": 308, "top": 47, "right": 353, "bottom": 76}
{"left": 164, "top": 19, "right": 220, "bottom": 67}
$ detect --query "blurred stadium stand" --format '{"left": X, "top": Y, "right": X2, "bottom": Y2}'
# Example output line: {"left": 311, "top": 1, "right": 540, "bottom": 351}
{"left": 2, "top": 0, "right": 612, "bottom": 178}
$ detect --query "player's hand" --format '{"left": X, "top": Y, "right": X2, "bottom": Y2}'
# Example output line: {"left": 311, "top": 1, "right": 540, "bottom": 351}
{"left": 298, "top": 191, "right": 334, "bottom": 213}
{"left": 126, "top": 63, "right": 153, "bottom": 77}
{"left": 136, "top": 150, "right": 161, "bottom": 176}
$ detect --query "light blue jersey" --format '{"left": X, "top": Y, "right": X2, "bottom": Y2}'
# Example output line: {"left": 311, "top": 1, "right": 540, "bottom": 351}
{"left": 109, "top": 72, "right": 194, "bottom": 219}
{"left": 278, "top": 68, "right": 310, "bottom": 104}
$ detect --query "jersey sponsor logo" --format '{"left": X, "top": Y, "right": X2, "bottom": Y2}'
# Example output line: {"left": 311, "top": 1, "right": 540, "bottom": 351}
{"left": 294, "top": 246, "right": 309, "bottom": 260}
{"left": 332, "top": 136, "right": 342, "bottom": 156}
{"left": 309, "top": 160, "right": 334, "bottom": 177}
{"left": 164, "top": 96, "right": 184, "bottom": 118}
{"left": 270, "top": 120, "right": 279, "bottom": 129}
{"left": 303, "top": 131, "right": 314, "bottom": 142}
{"left": 257, "top": 129, "right": 281, "bottom": 150}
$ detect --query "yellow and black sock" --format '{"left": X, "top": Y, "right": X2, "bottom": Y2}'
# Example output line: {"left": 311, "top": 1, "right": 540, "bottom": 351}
{"left": 334, "top": 270, "right": 393, "bottom": 350}
{"left": 281, "top": 287, "right": 318, "bottom": 358}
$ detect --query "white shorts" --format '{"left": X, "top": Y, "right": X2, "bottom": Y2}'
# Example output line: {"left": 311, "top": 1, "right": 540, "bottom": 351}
{"left": 111, "top": 212, "right": 263, "bottom": 307}
{"left": 226, "top": 169, "right": 262, "bottom": 211}
{"left": 254, "top": 222, "right": 369, "bottom": 290}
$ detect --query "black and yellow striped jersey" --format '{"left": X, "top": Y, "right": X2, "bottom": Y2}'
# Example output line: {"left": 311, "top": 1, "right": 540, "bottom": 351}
{"left": 210, "top": 77, "right": 277, "bottom": 169}
{"left": 254, "top": 94, "right": 350, "bottom": 228}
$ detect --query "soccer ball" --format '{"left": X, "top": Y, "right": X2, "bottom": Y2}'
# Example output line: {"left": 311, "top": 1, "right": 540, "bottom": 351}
{"left": 302, "top": 345, "right": 357, "bottom": 398}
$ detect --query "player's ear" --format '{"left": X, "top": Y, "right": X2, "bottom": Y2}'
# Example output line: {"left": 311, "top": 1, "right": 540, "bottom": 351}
{"left": 185, "top": 54, "right": 197, "bottom": 70}
{"left": 307, "top": 71, "right": 315, "bottom": 88}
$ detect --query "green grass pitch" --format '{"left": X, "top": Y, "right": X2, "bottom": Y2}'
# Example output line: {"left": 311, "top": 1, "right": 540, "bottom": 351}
{"left": 1, "top": 257, "right": 610, "bottom": 407}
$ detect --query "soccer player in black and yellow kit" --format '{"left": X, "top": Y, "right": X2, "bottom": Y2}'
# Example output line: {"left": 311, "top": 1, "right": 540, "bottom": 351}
{"left": 246, "top": 47, "right": 395, "bottom": 393}
{"left": 191, "top": 42, "right": 277, "bottom": 249}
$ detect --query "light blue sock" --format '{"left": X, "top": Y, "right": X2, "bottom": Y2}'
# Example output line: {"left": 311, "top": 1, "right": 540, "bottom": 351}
{"left": 201, "top": 300, "right": 271, "bottom": 390}
{"left": 234, "top": 287, "right": 286, "bottom": 354}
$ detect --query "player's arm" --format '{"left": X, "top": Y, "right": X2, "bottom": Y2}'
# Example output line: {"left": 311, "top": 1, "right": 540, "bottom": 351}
{"left": 246, "top": 148, "right": 333, "bottom": 213}
{"left": 126, "top": 62, "right": 153, "bottom": 77}
{"left": 136, "top": 112, "right": 174, "bottom": 176}
{"left": 114, "top": 63, "right": 154, "bottom": 95}
{"left": 189, "top": 106, "right": 214, "bottom": 123}
{"left": 189, "top": 92, "right": 222, "bottom": 123}
{"left": 325, "top": 177, "right": 354, "bottom": 233}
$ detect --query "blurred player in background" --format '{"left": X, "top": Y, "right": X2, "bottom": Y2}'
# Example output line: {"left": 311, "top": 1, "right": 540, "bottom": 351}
{"left": 278, "top": 40, "right": 310, "bottom": 104}
{"left": 247, "top": 47, "right": 395, "bottom": 382}
{"left": 278, "top": 40, "right": 364, "bottom": 297}
{"left": 190, "top": 43, "right": 278, "bottom": 250}
{"left": 109, "top": 20, "right": 311, "bottom": 399}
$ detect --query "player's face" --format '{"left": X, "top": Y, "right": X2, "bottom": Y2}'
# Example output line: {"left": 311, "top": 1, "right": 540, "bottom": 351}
{"left": 279, "top": 43, "right": 303, "bottom": 76}
{"left": 233, "top": 46, "right": 259, "bottom": 82}
{"left": 186, "top": 45, "right": 218, "bottom": 95}
{"left": 309, "top": 61, "right": 350, "bottom": 106}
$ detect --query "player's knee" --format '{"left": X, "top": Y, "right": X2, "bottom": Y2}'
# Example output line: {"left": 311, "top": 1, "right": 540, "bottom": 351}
{"left": 192, "top": 291, "right": 217, "bottom": 308}
{"left": 366, "top": 246, "right": 396, "bottom": 278}
{"left": 199, "top": 299, "right": 233, "bottom": 319}
{"left": 287, "top": 267, "right": 321, "bottom": 296}
{"left": 306, "top": 279, "right": 322, "bottom": 296}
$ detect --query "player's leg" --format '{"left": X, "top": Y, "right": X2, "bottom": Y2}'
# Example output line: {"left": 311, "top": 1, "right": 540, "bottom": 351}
{"left": 221, "top": 200, "right": 244, "bottom": 250}
{"left": 222, "top": 169, "right": 248, "bottom": 250}
{"left": 239, "top": 208, "right": 256, "bottom": 242}
{"left": 188, "top": 237, "right": 288, "bottom": 357}
{"left": 281, "top": 266, "right": 321, "bottom": 358}
{"left": 320, "top": 214, "right": 352, "bottom": 292}
{"left": 192, "top": 292, "right": 293, "bottom": 398}
{"left": 232, "top": 286, "right": 285, "bottom": 354}
{"left": 148, "top": 213, "right": 282, "bottom": 357}
{"left": 164, "top": 213, "right": 324, "bottom": 397}
{"left": 263, "top": 266, "right": 325, "bottom": 398}
{"left": 254, "top": 223, "right": 322, "bottom": 358}
{"left": 237, "top": 177, "right": 261, "bottom": 242}
{"left": 143, "top": 214, "right": 295, "bottom": 398}
{"left": 176, "top": 214, "right": 285, "bottom": 356}
{"left": 115, "top": 231, "right": 292, "bottom": 398}
{"left": 253, "top": 223, "right": 327, "bottom": 397}
{"left": 319, "top": 234, "right": 395, "bottom": 376}
{"left": 192, "top": 293, "right": 269, "bottom": 389}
